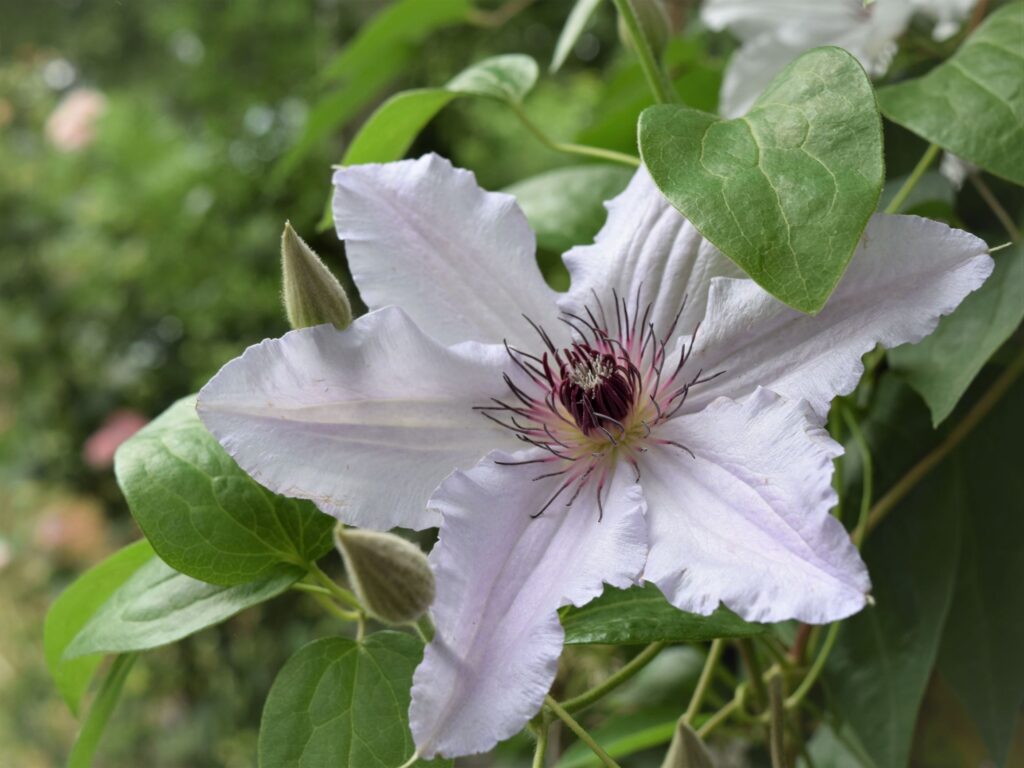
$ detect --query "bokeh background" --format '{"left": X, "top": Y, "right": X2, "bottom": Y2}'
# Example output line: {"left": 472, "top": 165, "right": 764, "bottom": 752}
{"left": 2, "top": 1, "right": 1020, "bottom": 766}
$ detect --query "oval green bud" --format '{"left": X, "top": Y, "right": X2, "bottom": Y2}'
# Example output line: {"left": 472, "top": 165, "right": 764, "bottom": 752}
{"left": 281, "top": 221, "right": 353, "bottom": 330}
{"left": 617, "top": 0, "right": 671, "bottom": 59}
{"left": 334, "top": 525, "right": 435, "bottom": 625}
{"left": 660, "top": 721, "right": 714, "bottom": 768}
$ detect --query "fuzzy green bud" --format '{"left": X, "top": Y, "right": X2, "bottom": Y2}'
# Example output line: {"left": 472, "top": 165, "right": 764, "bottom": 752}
{"left": 660, "top": 721, "right": 714, "bottom": 768}
{"left": 333, "top": 525, "right": 435, "bottom": 625}
{"left": 616, "top": 0, "right": 671, "bottom": 58}
{"left": 281, "top": 221, "right": 352, "bottom": 330}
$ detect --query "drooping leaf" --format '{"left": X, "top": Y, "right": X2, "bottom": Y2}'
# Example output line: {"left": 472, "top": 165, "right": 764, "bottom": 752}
{"left": 551, "top": 0, "right": 604, "bottom": 73}
{"left": 115, "top": 396, "right": 334, "bottom": 585}
{"left": 937, "top": 376, "right": 1024, "bottom": 767}
{"left": 273, "top": 0, "right": 471, "bottom": 181}
{"left": 639, "top": 46, "right": 883, "bottom": 313}
{"left": 561, "top": 583, "right": 764, "bottom": 645}
{"left": 67, "top": 654, "right": 138, "bottom": 768}
{"left": 890, "top": 244, "right": 1024, "bottom": 425}
{"left": 825, "top": 457, "right": 961, "bottom": 768}
{"left": 64, "top": 556, "right": 298, "bottom": 658}
{"left": 877, "top": 2, "right": 1024, "bottom": 186}
{"left": 504, "top": 164, "right": 634, "bottom": 254}
{"left": 44, "top": 540, "right": 154, "bottom": 715}
{"left": 341, "top": 54, "right": 538, "bottom": 167}
{"left": 258, "top": 633, "right": 449, "bottom": 768}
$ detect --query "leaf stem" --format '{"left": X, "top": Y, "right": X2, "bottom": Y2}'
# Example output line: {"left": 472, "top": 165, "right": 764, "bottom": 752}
{"left": 544, "top": 695, "right": 621, "bottom": 768}
{"left": 865, "top": 347, "right": 1024, "bottom": 535}
{"left": 884, "top": 143, "right": 940, "bottom": 214}
{"left": 308, "top": 562, "right": 364, "bottom": 611}
{"left": 509, "top": 103, "right": 641, "bottom": 166}
{"left": 784, "top": 622, "right": 840, "bottom": 710}
{"left": 307, "top": 590, "right": 362, "bottom": 623}
{"left": 610, "top": 0, "right": 676, "bottom": 104}
{"left": 841, "top": 406, "right": 874, "bottom": 549}
{"left": 683, "top": 639, "right": 725, "bottom": 724}
{"left": 769, "top": 674, "right": 787, "bottom": 768}
{"left": 737, "top": 639, "right": 767, "bottom": 711}
{"left": 969, "top": 172, "right": 1021, "bottom": 241}
{"left": 533, "top": 714, "right": 551, "bottom": 768}
{"left": 696, "top": 694, "right": 740, "bottom": 738}
{"left": 562, "top": 641, "right": 666, "bottom": 713}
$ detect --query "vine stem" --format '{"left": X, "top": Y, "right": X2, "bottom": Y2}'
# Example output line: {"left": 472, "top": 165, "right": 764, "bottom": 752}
{"left": 969, "top": 173, "right": 1021, "bottom": 241}
{"left": 562, "top": 641, "right": 666, "bottom": 713}
{"left": 308, "top": 562, "right": 364, "bottom": 611}
{"left": 532, "top": 715, "right": 551, "bottom": 768}
{"left": 841, "top": 406, "right": 874, "bottom": 549}
{"left": 884, "top": 143, "right": 940, "bottom": 214}
{"left": 769, "top": 674, "right": 786, "bottom": 768}
{"left": 683, "top": 639, "right": 725, "bottom": 724}
{"left": 544, "top": 695, "right": 621, "bottom": 768}
{"left": 785, "top": 622, "right": 840, "bottom": 711}
{"left": 610, "top": 0, "right": 676, "bottom": 104}
{"left": 509, "top": 103, "right": 640, "bottom": 167}
{"left": 864, "top": 347, "right": 1024, "bottom": 536}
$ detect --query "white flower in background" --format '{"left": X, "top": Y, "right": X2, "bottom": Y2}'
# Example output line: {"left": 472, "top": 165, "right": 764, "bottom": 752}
{"left": 702, "top": 0, "right": 977, "bottom": 117}
{"left": 44, "top": 87, "right": 107, "bottom": 152}
{"left": 197, "top": 155, "right": 991, "bottom": 758}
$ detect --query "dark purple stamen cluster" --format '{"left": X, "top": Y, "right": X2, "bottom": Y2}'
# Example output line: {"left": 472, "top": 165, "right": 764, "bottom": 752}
{"left": 557, "top": 345, "right": 637, "bottom": 436}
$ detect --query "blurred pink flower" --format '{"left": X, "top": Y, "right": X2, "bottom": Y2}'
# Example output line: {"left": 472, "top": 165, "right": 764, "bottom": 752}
{"left": 82, "top": 409, "right": 147, "bottom": 469}
{"left": 45, "top": 88, "right": 107, "bottom": 152}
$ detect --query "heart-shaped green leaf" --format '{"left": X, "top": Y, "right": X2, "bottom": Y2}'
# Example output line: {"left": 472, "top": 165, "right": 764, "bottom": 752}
{"left": 115, "top": 396, "right": 334, "bottom": 586}
{"left": 561, "top": 584, "right": 763, "bottom": 645}
{"left": 258, "top": 633, "right": 449, "bottom": 768}
{"left": 639, "top": 46, "right": 883, "bottom": 314}
{"left": 877, "top": 2, "right": 1024, "bottom": 186}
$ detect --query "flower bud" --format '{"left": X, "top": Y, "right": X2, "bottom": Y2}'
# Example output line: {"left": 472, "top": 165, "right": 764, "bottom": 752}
{"left": 617, "top": 0, "right": 671, "bottom": 59}
{"left": 333, "top": 525, "right": 435, "bottom": 625}
{"left": 281, "top": 221, "right": 352, "bottom": 330}
{"left": 660, "top": 721, "right": 713, "bottom": 768}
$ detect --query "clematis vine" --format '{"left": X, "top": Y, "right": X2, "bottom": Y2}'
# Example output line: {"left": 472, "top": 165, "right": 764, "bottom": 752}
{"left": 197, "top": 154, "right": 991, "bottom": 758}
{"left": 702, "top": 0, "right": 978, "bottom": 117}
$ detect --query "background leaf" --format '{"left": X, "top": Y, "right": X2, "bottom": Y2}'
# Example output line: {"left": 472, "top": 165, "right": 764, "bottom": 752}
{"left": 550, "top": 0, "right": 604, "bottom": 73}
{"left": 115, "top": 396, "right": 334, "bottom": 585}
{"left": 936, "top": 375, "right": 1024, "bottom": 766}
{"left": 64, "top": 556, "right": 298, "bottom": 658}
{"left": 561, "top": 584, "right": 763, "bottom": 645}
{"left": 258, "top": 632, "right": 449, "bottom": 768}
{"left": 889, "top": 244, "right": 1024, "bottom": 425}
{"left": 639, "top": 46, "right": 883, "bottom": 313}
{"left": 877, "top": 2, "right": 1024, "bottom": 186}
{"left": 44, "top": 540, "right": 154, "bottom": 715}
{"left": 504, "top": 164, "right": 633, "bottom": 254}
{"left": 67, "top": 654, "right": 138, "bottom": 768}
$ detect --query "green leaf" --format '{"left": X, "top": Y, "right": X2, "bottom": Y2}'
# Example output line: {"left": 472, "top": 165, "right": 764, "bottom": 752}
{"left": 825, "top": 456, "right": 961, "bottom": 768}
{"left": 67, "top": 653, "right": 138, "bottom": 768}
{"left": 44, "top": 539, "right": 154, "bottom": 715}
{"left": 561, "top": 584, "right": 764, "bottom": 645}
{"left": 639, "top": 46, "right": 883, "bottom": 314}
{"left": 273, "top": 0, "right": 471, "bottom": 182}
{"left": 115, "top": 396, "right": 334, "bottom": 585}
{"left": 504, "top": 164, "right": 634, "bottom": 253}
{"left": 550, "top": 0, "right": 604, "bottom": 73}
{"left": 342, "top": 54, "right": 538, "bottom": 167}
{"left": 258, "top": 632, "right": 449, "bottom": 768}
{"left": 64, "top": 556, "right": 298, "bottom": 658}
{"left": 877, "top": 2, "right": 1024, "bottom": 186}
{"left": 555, "top": 707, "right": 679, "bottom": 768}
{"left": 890, "top": 245, "right": 1024, "bottom": 425}
{"left": 937, "top": 375, "right": 1024, "bottom": 767}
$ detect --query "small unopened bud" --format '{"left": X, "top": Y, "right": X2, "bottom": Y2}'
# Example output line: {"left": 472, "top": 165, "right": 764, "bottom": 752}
{"left": 281, "top": 221, "right": 352, "bottom": 330}
{"left": 334, "top": 525, "right": 435, "bottom": 625}
{"left": 660, "top": 721, "right": 713, "bottom": 768}
{"left": 617, "top": 0, "right": 671, "bottom": 59}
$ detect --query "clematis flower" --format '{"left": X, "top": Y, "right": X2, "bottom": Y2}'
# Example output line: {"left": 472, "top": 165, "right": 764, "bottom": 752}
{"left": 197, "top": 154, "right": 991, "bottom": 758}
{"left": 702, "top": 0, "right": 977, "bottom": 117}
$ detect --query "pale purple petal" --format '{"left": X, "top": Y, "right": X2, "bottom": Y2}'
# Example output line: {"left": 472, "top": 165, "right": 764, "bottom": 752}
{"left": 197, "top": 307, "right": 512, "bottom": 531}
{"left": 560, "top": 168, "right": 742, "bottom": 339}
{"left": 333, "top": 154, "right": 561, "bottom": 347}
{"left": 641, "top": 388, "right": 869, "bottom": 624}
{"left": 684, "top": 214, "right": 993, "bottom": 418}
{"left": 410, "top": 451, "right": 647, "bottom": 758}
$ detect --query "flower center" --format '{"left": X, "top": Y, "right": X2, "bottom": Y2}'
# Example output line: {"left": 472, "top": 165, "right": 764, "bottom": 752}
{"left": 478, "top": 289, "right": 720, "bottom": 520}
